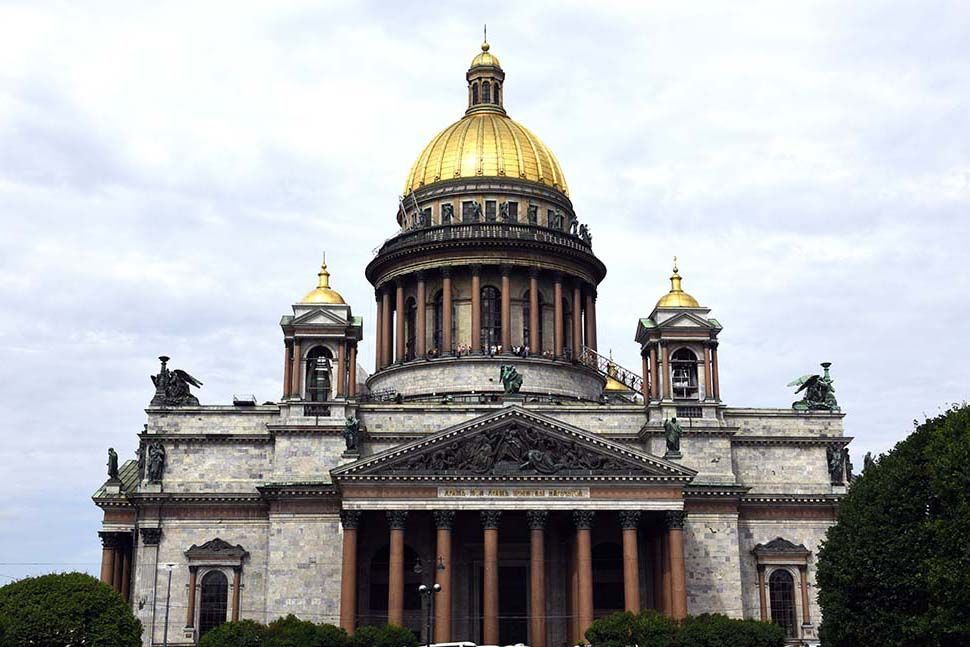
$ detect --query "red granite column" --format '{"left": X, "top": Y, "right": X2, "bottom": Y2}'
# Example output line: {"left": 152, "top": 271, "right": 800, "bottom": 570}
{"left": 283, "top": 340, "right": 293, "bottom": 399}
{"left": 661, "top": 530, "right": 672, "bottom": 615}
{"left": 121, "top": 542, "right": 131, "bottom": 601}
{"left": 574, "top": 511, "right": 595, "bottom": 640}
{"left": 571, "top": 282, "right": 582, "bottom": 358}
{"left": 620, "top": 511, "right": 641, "bottom": 612}
{"left": 481, "top": 511, "right": 502, "bottom": 645}
{"left": 387, "top": 511, "right": 407, "bottom": 626}
{"left": 291, "top": 339, "right": 302, "bottom": 399}
{"left": 381, "top": 289, "right": 392, "bottom": 369}
{"left": 553, "top": 274, "right": 563, "bottom": 358}
{"left": 395, "top": 281, "right": 405, "bottom": 363}
{"left": 336, "top": 342, "right": 346, "bottom": 397}
{"left": 339, "top": 511, "right": 360, "bottom": 633}
{"left": 528, "top": 270, "right": 540, "bottom": 354}
{"left": 112, "top": 541, "right": 124, "bottom": 592}
{"left": 641, "top": 353, "right": 650, "bottom": 402}
{"left": 231, "top": 567, "right": 241, "bottom": 622}
{"left": 527, "top": 511, "right": 548, "bottom": 647}
{"left": 757, "top": 565, "right": 768, "bottom": 621}
{"left": 471, "top": 266, "right": 482, "bottom": 352}
{"left": 500, "top": 266, "right": 511, "bottom": 350}
{"left": 442, "top": 268, "right": 453, "bottom": 353}
{"left": 375, "top": 291, "right": 383, "bottom": 371}
{"left": 584, "top": 287, "right": 596, "bottom": 352}
{"left": 703, "top": 344, "right": 714, "bottom": 401}
{"left": 650, "top": 345, "right": 660, "bottom": 400}
{"left": 416, "top": 272, "right": 427, "bottom": 358}
{"left": 667, "top": 512, "right": 687, "bottom": 620}
{"left": 98, "top": 532, "right": 115, "bottom": 586}
{"left": 186, "top": 566, "right": 198, "bottom": 627}
{"left": 434, "top": 511, "right": 455, "bottom": 643}
{"left": 662, "top": 343, "right": 672, "bottom": 400}
{"left": 348, "top": 344, "right": 358, "bottom": 397}
{"left": 711, "top": 343, "right": 720, "bottom": 400}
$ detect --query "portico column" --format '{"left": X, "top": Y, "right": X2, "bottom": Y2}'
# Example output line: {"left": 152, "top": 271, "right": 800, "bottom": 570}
{"left": 375, "top": 291, "right": 384, "bottom": 371}
{"left": 441, "top": 268, "right": 453, "bottom": 353}
{"left": 395, "top": 280, "right": 405, "bottom": 362}
{"left": 98, "top": 532, "right": 115, "bottom": 586}
{"left": 291, "top": 339, "right": 302, "bottom": 399}
{"left": 666, "top": 511, "right": 688, "bottom": 620}
{"left": 112, "top": 538, "right": 124, "bottom": 592}
{"left": 231, "top": 567, "right": 241, "bottom": 622}
{"left": 650, "top": 345, "right": 659, "bottom": 401}
{"left": 572, "top": 282, "right": 582, "bottom": 358}
{"left": 348, "top": 344, "right": 358, "bottom": 397}
{"left": 387, "top": 511, "right": 408, "bottom": 626}
{"left": 757, "top": 565, "right": 768, "bottom": 621}
{"left": 121, "top": 543, "right": 131, "bottom": 601}
{"left": 620, "top": 511, "right": 641, "bottom": 612}
{"left": 661, "top": 529, "right": 672, "bottom": 615}
{"left": 481, "top": 510, "right": 502, "bottom": 645}
{"left": 336, "top": 341, "right": 346, "bottom": 397}
{"left": 527, "top": 511, "right": 548, "bottom": 647}
{"left": 339, "top": 511, "right": 361, "bottom": 633}
{"left": 528, "top": 269, "right": 540, "bottom": 353}
{"left": 584, "top": 287, "right": 596, "bottom": 352}
{"left": 283, "top": 340, "right": 293, "bottom": 399}
{"left": 381, "top": 288, "right": 392, "bottom": 369}
{"left": 186, "top": 566, "right": 198, "bottom": 628}
{"left": 799, "top": 565, "right": 812, "bottom": 625}
{"left": 573, "top": 510, "right": 595, "bottom": 640}
{"left": 500, "top": 266, "right": 511, "bottom": 350}
{"left": 471, "top": 265, "right": 482, "bottom": 352}
{"left": 434, "top": 511, "right": 455, "bottom": 643}
{"left": 553, "top": 274, "right": 564, "bottom": 357}
{"left": 415, "top": 272, "right": 427, "bottom": 358}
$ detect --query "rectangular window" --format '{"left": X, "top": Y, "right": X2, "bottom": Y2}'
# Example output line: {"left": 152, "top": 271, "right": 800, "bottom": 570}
{"left": 485, "top": 200, "right": 497, "bottom": 222}
{"left": 462, "top": 201, "right": 477, "bottom": 222}
{"left": 508, "top": 202, "right": 518, "bottom": 222}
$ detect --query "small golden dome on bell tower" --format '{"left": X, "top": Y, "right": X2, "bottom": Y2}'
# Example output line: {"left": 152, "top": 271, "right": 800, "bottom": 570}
{"left": 300, "top": 253, "right": 346, "bottom": 305}
{"left": 656, "top": 257, "right": 701, "bottom": 308}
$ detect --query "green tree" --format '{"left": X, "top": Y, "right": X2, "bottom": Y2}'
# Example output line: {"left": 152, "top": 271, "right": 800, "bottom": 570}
{"left": 677, "top": 613, "right": 784, "bottom": 647}
{"left": 264, "top": 615, "right": 349, "bottom": 647}
{"left": 0, "top": 572, "right": 142, "bottom": 647}
{"left": 198, "top": 619, "right": 267, "bottom": 647}
{"left": 350, "top": 624, "right": 417, "bottom": 647}
{"left": 817, "top": 403, "right": 970, "bottom": 646}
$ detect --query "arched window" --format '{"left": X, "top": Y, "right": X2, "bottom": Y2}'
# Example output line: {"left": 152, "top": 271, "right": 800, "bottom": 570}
{"left": 198, "top": 570, "right": 229, "bottom": 637}
{"left": 562, "top": 297, "right": 572, "bottom": 357}
{"left": 522, "top": 290, "right": 544, "bottom": 354}
{"left": 481, "top": 286, "right": 501, "bottom": 350}
{"left": 305, "top": 346, "right": 333, "bottom": 402}
{"left": 671, "top": 348, "right": 699, "bottom": 399}
{"left": 482, "top": 81, "right": 491, "bottom": 103}
{"left": 769, "top": 569, "right": 797, "bottom": 638}
{"left": 472, "top": 83, "right": 479, "bottom": 104}
{"left": 405, "top": 298, "right": 417, "bottom": 361}
{"left": 494, "top": 83, "right": 501, "bottom": 104}
{"left": 592, "top": 542, "right": 624, "bottom": 616}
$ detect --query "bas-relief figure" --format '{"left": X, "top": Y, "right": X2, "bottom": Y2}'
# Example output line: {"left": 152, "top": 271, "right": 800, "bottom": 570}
{"left": 150, "top": 356, "right": 203, "bottom": 407}
{"left": 788, "top": 362, "right": 839, "bottom": 412}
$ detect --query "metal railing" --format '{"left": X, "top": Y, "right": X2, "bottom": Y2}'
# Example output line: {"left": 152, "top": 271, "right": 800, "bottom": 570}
{"left": 579, "top": 346, "right": 643, "bottom": 394}
{"left": 376, "top": 222, "right": 594, "bottom": 256}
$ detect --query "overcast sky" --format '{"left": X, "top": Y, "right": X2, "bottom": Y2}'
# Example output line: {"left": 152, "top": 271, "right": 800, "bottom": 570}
{"left": 0, "top": 1, "right": 967, "bottom": 582}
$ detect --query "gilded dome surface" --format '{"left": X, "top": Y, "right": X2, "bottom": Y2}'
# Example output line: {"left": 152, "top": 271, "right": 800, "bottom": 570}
{"left": 470, "top": 41, "right": 501, "bottom": 68}
{"left": 404, "top": 113, "right": 568, "bottom": 196}
{"left": 656, "top": 261, "right": 700, "bottom": 309}
{"left": 300, "top": 258, "right": 346, "bottom": 305}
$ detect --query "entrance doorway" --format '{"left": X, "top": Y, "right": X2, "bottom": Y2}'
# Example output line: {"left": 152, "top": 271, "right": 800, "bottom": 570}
{"left": 499, "top": 565, "right": 528, "bottom": 645}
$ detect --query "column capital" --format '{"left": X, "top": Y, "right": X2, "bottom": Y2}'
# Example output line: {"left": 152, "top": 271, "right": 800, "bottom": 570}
{"left": 340, "top": 510, "right": 362, "bottom": 529}
{"left": 572, "top": 510, "right": 595, "bottom": 529}
{"left": 434, "top": 510, "right": 456, "bottom": 530}
{"left": 139, "top": 527, "right": 162, "bottom": 546}
{"left": 528, "top": 267, "right": 541, "bottom": 279}
{"left": 470, "top": 263, "right": 482, "bottom": 276}
{"left": 619, "top": 510, "right": 641, "bottom": 529}
{"left": 665, "top": 510, "right": 687, "bottom": 529}
{"left": 414, "top": 270, "right": 426, "bottom": 281}
{"left": 500, "top": 264, "right": 513, "bottom": 276}
{"left": 480, "top": 510, "right": 502, "bottom": 529}
{"left": 440, "top": 266, "right": 451, "bottom": 278}
{"left": 552, "top": 271, "right": 564, "bottom": 282}
{"left": 375, "top": 289, "right": 382, "bottom": 302}
{"left": 99, "top": 531, "right": 127, "bottom": 549}
{"left": 526, "top": 510, "right": 549, "bottom": 530}
{"left": 386, "top": 510, "right": 408, "bottom": 530}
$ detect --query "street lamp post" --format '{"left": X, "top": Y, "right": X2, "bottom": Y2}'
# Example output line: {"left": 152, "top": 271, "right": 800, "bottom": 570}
{"left": 162, "top": 564, "right": 174, "bottom": 647}
{"left": 418, "top": 583, "right": 441, "bottom": 647}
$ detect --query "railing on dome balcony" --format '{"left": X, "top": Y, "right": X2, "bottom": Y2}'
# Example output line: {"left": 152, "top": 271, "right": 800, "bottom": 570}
{"left": 579, "top": 346, "right": 643, "bottom": 394}
{"left": 375, "top": 222, "right": 594, "bottom": 256}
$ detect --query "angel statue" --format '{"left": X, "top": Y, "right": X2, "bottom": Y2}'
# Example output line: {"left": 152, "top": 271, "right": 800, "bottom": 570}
{"left": 500, "top": 365, "right": 523, "bottom": 394}
{"left": 150, "top": 355, "right": 203, "bottom": 406}
{"left": 788, "top": 362, "right": 839, "bottom": 412}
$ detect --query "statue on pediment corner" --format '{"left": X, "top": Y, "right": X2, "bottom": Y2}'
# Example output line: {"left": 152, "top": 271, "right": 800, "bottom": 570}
{"left": 789, "top": 362, "right": 839, "bottom": 412}
{"left": 150, "top": 355, "right": 203, "bottom": 407}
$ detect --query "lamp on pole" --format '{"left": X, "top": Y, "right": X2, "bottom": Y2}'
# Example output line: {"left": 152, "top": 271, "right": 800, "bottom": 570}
{"left": 162, "top": 563, "right": 175, "bottom": 647}
{"left": 418, "top": 583, "right": 441, "bottom": 647}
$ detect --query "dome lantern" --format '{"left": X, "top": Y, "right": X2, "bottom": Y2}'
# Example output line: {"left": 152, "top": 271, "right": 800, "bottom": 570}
{"left": 466, "top": 37, "right": 506, "bottom": 115}
{"left": 656, "top": 257, "right": 701, "bottom": 309}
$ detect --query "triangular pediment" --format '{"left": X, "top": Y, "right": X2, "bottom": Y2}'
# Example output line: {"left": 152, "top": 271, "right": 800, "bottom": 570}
{"left": 656, "top": 311, "right": 713, "bottom": 329}
{"left": 332, "top": 406, "right": 695, "bottom": 483}
{"left": 291, "top": 307, "right": 349, "bottom": 327}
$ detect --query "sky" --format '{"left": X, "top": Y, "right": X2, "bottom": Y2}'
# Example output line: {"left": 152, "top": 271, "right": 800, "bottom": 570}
{"left": 0, "top": 0, "right": 968, "bottom": 582}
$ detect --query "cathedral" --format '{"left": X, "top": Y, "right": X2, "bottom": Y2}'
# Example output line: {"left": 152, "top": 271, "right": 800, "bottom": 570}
{"left": 94, "top": 41, "right": 848, "bottom": 647}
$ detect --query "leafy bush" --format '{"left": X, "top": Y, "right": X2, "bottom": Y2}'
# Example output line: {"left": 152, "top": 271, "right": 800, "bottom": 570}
{"left": 199, "top": 619, "right": 267, "bottom": 647}
{"left": 264, "top": 614, "right": 348, "bottom": 647}
{"left": 0, "top": 572, "right": 142, "bottom": 647}
{"left": 584, "top": 610, "right": 781, "bottom": 647}
{"left": 817, "top": 403, "right": 970, "bottom": 646}
{"left": 350, "top": 623, "right": 417, "bottom": 647}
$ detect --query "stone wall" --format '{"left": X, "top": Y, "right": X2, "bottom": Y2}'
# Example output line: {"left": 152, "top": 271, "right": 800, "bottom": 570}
{"left": 684, "top": 513, "right": 744, "bottom": 617}
{"left": 732, "top": 445, "right": 832, "bottom": 494}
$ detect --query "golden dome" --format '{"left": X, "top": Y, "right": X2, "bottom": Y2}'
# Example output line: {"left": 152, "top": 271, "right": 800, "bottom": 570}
{"left": 405, "top": 112, "right": 568, "bottom": 196}
{"left": 470, "top": 41, "right": 501, "bottom": 69}
{"left": 300, "top": 255, "right": 346, "bottom": 305}
{"left": 656, "top": 258, "right": 700, "bottom": 309}
{"left": 604, "top": 376, "right": 631, "bottom": 392}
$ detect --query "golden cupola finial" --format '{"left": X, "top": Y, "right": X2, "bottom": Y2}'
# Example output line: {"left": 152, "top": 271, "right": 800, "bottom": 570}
{"left": 656, "top": 256, "right": 700, "bottom": 308}
{"left": 467, "top": 29, "right": 505, "bottom": 115}
{"left": 300, "top": 252, "right": 346, "bottom": 305}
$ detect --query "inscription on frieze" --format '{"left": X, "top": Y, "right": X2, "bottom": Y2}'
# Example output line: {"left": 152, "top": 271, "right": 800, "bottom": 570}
{"left": 438, "top": 486, "right": 590, "bottom": 499}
